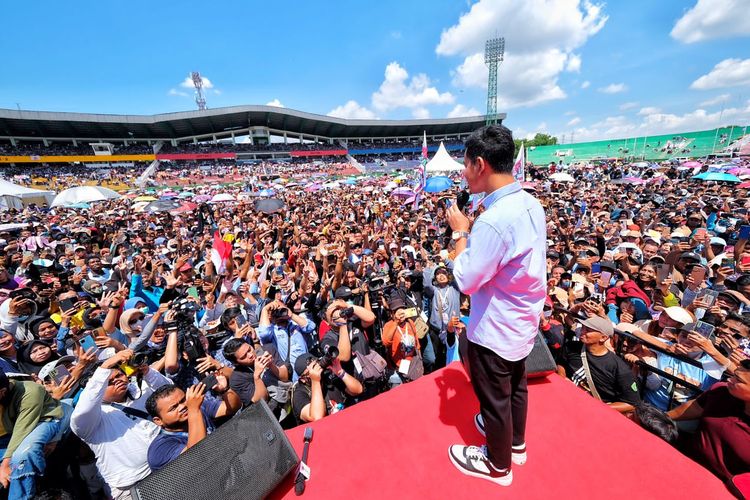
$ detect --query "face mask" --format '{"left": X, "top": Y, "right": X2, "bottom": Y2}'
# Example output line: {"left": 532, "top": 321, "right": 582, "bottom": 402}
{"left": 573, "top": 323, "right": 582, "bottom": 339}
{"left": 561, "top": 280, "right": 571, "bottom": 289}
{"left": 17, "top": 315, "right": 29, "bottom": 322}
{"left": 140, "top": 307, "right": 150, "bottom": 315}
{"left": 543, "top": 310, "right": 553, "bottom": 318}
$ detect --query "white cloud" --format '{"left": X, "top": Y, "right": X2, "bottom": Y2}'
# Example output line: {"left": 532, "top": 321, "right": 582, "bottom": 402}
{"left": 447, "top": 104, "right": 481, "bottom": 118}
{"left": 437, "top": 0, "right": 607, "bottom": 109}
{"left": 327, "top": 100, "right": 377, "bottom": 120}
{"left": 564, "top": 99, "right": 750, "bottom": 142}
{"left": 371, "top": 62, "right": 454, "bottom": 112}
{"left": 691, "top": 58, "right": 750, "bottom": 90}
{"left": 637, "top": 106, "right": 661, "bottom": 116}
{"left": 412, "top": 108, "right": 431, "bottom": 119}
{"left": 567, "top": 117, "right": 581, "bottom": 126}
{"left": 699, "top": 93, "right": 731, "bottom": 107}
{"left": 671, "top": 0, "right": 750, "bottom": 43}
{"left": 566, "top": 53, "right": 582, "bottom": 73}
{"left": 266, "top": 99, "right": 285, "bottom": 107}
{"left": 213, "top": 89, "right": 222, "bottom": 96}
{"left": 453, "top": 49, "right": 567, "bottom": 108}
{"left": 619, "top": 101, "right": 639, "bottom": 110}
{"left": 598, "top": 83, "right": 627, "bottom": 94}
{"left": 581, "top": 80, "right": 590, "bottom": 89}
{"left": 167, "top": 88, "right": 188, "bottom": 97}
{"left": 179, "top": 75, "right": 214, "bottom": 89}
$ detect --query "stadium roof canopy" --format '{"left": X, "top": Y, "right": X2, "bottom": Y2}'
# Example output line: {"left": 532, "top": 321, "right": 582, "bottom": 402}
{"left": 0, "top": 106, "right": 496, "bottom": 142}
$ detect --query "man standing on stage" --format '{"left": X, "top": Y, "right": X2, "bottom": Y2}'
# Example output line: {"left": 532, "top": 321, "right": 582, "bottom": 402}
{"left": 446, "top": 125, "right": 547, "bottom": 487}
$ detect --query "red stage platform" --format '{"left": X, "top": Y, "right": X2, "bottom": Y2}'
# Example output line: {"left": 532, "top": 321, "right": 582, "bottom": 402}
{"left": 271, "top": 363, "right": 732, "bottom": 499}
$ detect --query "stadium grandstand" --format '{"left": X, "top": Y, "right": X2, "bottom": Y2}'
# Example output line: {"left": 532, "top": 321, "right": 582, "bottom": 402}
{"left": 528, "top": 125, "right": 750, "bottom": 165}
{"left": 0, "top": 105, "right": 490, "bottom": 166}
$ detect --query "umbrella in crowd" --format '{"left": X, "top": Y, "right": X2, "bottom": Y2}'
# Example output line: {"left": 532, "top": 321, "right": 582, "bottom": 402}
{"left": 692, "top": 172, "right": 741, "bottom": 182}
{"left": 170, "top": 201, "right": 198, "bottom": 214}
{"left": 211, "top": 193, "right": 236, "bottom": 203}
{"left": 424, "top": 176, "right": 453, "bottom": 193}
{"left": 254, "top": 198, "right": 285, "bottom": 214}
{"left": 51, "top": 186, "right": 121, "bottom": 208}
{"left": 144, "top": 200, "right": 182, "bottom": 213}
{"left": 257, "top": 189, "right": 275, "bottom": 197}
{"left": 193, "top": 194, "right": 212, "bottom": 203}
{"left": 549, "top": 172, "right": 575, "bottom": 182}
{"left": 681, "top": 161, "right": 702, "bottom": 168}
{"left": 133, "top": 195, "right": 157, "bottom": 202}
{"left": 739, "top": 181, "right": 750, "bottom": 189}
{"left": 304, "top": 183, "right": 322, "bottom": 192}
{"left": 392, "top": 187, "right": 416, "bottom": 197}
{"left": 178, "top": 191, "right": 195, "bottom": 199}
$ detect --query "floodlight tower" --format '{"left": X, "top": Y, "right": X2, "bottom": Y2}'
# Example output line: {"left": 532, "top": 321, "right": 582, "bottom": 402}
{"left": 484, "top": 37, "right": 505, "bottom": 125}
{"left": 191, "top": 71, "right": 208, "bottom": 110}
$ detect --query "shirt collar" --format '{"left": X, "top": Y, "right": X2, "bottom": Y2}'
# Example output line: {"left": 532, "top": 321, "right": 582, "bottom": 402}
{"left": 481, "top": 181, "right": 522, "bottom": 209}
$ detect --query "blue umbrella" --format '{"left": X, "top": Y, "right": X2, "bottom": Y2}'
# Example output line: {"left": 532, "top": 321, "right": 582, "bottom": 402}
{"left": 257, "top": 188, "right": 276, "bottom": 197}
{"left": 692, "top": 172, "right": 741, "bottom": 182}
{"left": 342, "top": 178, "right": 357, "bottom": 185}
{"left": 425, "top": 176, "right": 453, "bottom": 193}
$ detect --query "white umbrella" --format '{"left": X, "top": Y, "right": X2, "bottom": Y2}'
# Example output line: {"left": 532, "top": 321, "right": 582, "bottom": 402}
{"left": 51, "top": 186, "right": 120, "bottom": 207}
{"left": 210, "top": 193, "right": 235, "bottom": 203}
{"left": 549, "top": 172, "right": 575, "bottom": 182}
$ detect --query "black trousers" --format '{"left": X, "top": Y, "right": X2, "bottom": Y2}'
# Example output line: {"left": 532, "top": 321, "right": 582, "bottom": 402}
{"left": 467, "top": 341, "right": 528, "bottom": 470}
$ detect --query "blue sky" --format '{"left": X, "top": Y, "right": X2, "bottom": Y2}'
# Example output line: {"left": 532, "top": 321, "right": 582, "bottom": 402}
{"left": 1, "top": 0, "right": 749, "bottom": 142}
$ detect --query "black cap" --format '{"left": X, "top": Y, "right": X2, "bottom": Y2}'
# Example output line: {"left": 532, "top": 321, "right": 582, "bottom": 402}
{"left": 294, "top": 353, "right": 316, "bottom": 378}
{"left": 547, "top": 250, "right": 560, "bottom": 259}
{"left": 679, "top": 252, "right": 702, "bottom": 262}
{"left": 388, "top": 298, "right": 406, "bottom": 311}
{"left": 334, "top": 286, "right": 353, "bottom": 299}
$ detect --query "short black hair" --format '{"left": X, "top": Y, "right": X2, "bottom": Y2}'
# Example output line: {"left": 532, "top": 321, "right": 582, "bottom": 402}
{"left": 464, "top": 124, "right": 515, "bottom": 174}
{"left": 222, "top": 338, "right": 248, "bottom": 362}
{"left": 635, "top": 403, "right": 678, "bottom": 443}
{"left": 145, "top": 384, "right": 182, "bottom": 419}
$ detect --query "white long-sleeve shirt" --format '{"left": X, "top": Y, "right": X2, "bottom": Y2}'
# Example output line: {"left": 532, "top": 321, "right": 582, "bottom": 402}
{"left": 453, "top": 182, "right": 547, "bottom": 361}
{"left": 70, "top": 367, "right": 161, "bottom": 489}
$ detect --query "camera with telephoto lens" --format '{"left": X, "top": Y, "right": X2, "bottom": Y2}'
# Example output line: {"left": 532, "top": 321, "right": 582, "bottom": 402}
{"left": 317, "top": 344, "right": 339, "bottom": 370}
{"left": 131, "top": 347, "right": 165, "bottom": 367}
{"left": 366, "top": 273, "right": 390, "bottom": 292}
{"left": 271, "top": 306, "right": 290, "bottom": 322}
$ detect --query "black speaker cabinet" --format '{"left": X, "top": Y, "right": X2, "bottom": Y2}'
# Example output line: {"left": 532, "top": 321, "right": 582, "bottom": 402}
{"left": 527, "top": 331, "right": 556, "bottom": 379}
{"left": 131, "top": 400, "right": 298, "bottom": 500}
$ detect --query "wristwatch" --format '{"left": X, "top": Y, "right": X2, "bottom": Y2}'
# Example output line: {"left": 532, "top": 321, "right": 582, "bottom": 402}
{"left": 452, "top": 231, "right": 470, "bottom": 241}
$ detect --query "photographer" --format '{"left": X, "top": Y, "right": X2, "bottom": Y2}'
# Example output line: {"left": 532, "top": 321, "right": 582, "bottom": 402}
{"left": 381, "top": 298, "right": 422, "bottom": 382}
{"left": 257, "top": 300, "right": 312, "bottom": 381}
{"left": 145, "top": 375, "right": 240, "bottom": 472}
{"left": 423, "top": 265, "right": 461, "bottom": 370}
{"left": 70, "top": 349, "right": 170, "bottom": 498}
{"left": 223, "top": 338, "right": 285, "bottom": 407}
{"left": 291, "top": 352, "right": 363, "bottom": 424}
{"left": 320, "top": 295, "right": 380, "bottom": 386}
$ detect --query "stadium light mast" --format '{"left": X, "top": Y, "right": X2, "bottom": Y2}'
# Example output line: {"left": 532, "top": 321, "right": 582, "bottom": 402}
{"left": 484, "top": 37, "right": 505, "bottom": 125}
{"left": 191, "top": 71, "right": 208, "bottom": 111}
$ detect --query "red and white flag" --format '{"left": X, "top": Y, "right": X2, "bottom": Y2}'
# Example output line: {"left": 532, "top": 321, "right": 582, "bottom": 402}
{"left": 211, "top": 231, "right": 232, "bottom": 274}
{"left": 512, "top": 142, "right": 525, "bottom": 182}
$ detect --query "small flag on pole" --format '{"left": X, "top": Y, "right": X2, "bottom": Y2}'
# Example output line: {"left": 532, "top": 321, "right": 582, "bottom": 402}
{"left": 211, "top": 231, "right": 233, "bottom": 274}
{"left": 512, "top": 142, "right": 525, "bottom": 182}
{"left": 413, "top": 131, "right": 428, "bottom": 210}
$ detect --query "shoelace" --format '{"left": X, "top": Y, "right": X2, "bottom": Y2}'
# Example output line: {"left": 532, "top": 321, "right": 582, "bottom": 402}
{"left": 465, "top": 445, "right": 489, "bottom": 461}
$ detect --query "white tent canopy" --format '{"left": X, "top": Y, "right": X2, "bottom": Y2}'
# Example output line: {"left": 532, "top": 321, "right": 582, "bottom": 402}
{"left": 51, "top": 186, "right": 121, "bottom": 208}
{"left": 0, "top": 179, "right": 55, "bottom": 210}
{"left": 425, "top": 142, "right": 464, "bottom": 173}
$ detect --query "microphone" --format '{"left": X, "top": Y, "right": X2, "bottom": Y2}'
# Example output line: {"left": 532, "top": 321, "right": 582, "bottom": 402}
{"left": 294, "top": 427, "right": 314, "bottom": 495}
{"left": 444, "top": 190, "right": 471, "bottom": 240}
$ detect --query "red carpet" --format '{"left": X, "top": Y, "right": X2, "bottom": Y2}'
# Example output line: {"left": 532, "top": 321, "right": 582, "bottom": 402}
{"left": 271, "top": 363, "right": 732, "bottom": 499}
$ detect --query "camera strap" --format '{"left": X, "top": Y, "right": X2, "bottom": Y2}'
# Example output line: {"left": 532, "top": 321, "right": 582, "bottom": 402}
{"left": 108, "top": 402, "right": 150, "bottom": 421}
{"left": 580, "top": 347, "right": 602, "bottom": 401}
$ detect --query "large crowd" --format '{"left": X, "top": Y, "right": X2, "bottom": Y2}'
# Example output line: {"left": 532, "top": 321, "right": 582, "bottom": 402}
{"left": 0, "top": 134, "right": 748, "bottom": 499}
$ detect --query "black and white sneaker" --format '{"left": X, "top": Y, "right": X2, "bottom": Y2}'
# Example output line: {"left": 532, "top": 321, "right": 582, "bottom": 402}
{"left": 448, "top": 444, "right": 513, "bottom": 486}
{"left": 474, "top": 414, "right": 527, "bottom": 465}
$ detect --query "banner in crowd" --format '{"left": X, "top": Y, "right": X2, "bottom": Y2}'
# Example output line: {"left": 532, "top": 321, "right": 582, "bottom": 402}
{"left": 513, "top": 142, "right": 525, "bottom": 182}
{"left": 289, "top": 150, "right": 348, "bottom": 157}
{"left": 0, "top": 154, "right": 155, "bottom": 163}
{"left": 155, "top": 153, "right": 236, "bottom": 160}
